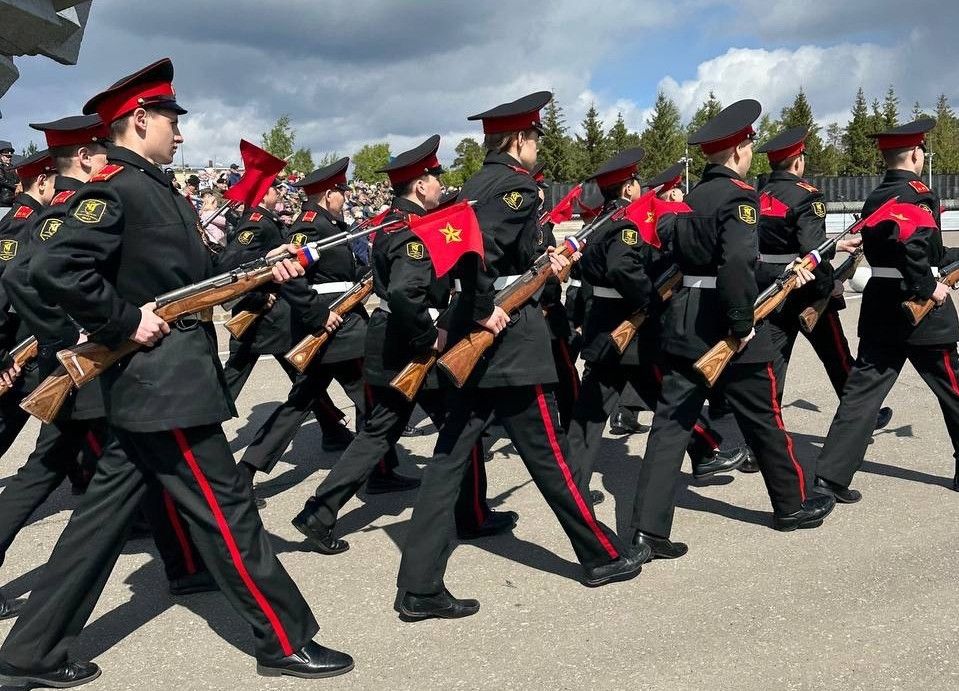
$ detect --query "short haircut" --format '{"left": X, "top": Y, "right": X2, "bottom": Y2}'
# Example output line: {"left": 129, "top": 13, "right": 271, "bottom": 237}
{"left": 882, "top": 146, "right": 914, "bottom": 168}
{"left": 770, "top": 154, "right": 801, "bottom": 172}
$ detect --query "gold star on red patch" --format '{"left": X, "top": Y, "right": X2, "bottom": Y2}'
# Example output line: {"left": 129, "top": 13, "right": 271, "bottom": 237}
{"left": 440, "top": 223, "right": 462, "bottom": 243}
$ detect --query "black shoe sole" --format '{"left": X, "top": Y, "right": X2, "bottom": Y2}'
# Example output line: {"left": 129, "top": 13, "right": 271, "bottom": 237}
{"left": 692, "top": 456, "right": 746, "bottom": 479}
{"left": 256, "top": 661, "right": 354, "bottom": 679}
{"left": 395, "top": 605, "right": 480, "bottom": 622}
{"left": 291, "top": 519, "right": 350, "bottom": 555}
{"left": 583, "top": 561, "right": 643, "bottom": 587}
{"left": 0, "top": 668, "right": 102, "bottom": 688}
{"left": 814, "top": 484, "right": 862, "bottom": 504}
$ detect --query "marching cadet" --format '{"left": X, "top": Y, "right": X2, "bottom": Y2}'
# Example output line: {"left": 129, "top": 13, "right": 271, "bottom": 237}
{"left": 0, "top": 140, "right": 17, "bottom": 208}
{"left": 629, "top": 100, "right": 835, "bottom": 561}
{"left": 566, "top": 149, "right": 747, "bottom": 507}
{"left": 0, "top": 59, "right": 353, "bottom": 687}
{"left": 814, "top": 118, "right": 959, "bottom": 502}
{"left": 754, "top": 126, "right": 891, "bottom": 428}
{"left": 396, "top": 92, "right": 643, "bottom": 623}
{"left": 237, "top": 158, "right": 414, "bottom": 493}
{"left": 0, "top": 115, "right": 214, "bottom": 615}
{"left": 293, "top": 135, "right": 515, "bottom": 555}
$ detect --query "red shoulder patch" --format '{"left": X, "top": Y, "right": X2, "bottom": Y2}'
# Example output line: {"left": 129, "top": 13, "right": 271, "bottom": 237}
{"left": 302, "top": 210, "right": 317, "bottom": 223}
{"left": 249, "top": 212, "right": 263, "bottom": 222}
{"left": 89, "top": 164, "right": 124, "bottom": 183}
{"left": 908, "top": 180, "right": 930, "bottom": 194}
{"left": 730, "top": 178, "right": 754, "bottom": 190}
{"left": 796, "top": 181, "right": 818, "bottom": 193}
{"left": 51, "top": 190, "right": 77, "bottom": 206}
{"left": 12, "top": 205, "right": 33, "bottom": 220}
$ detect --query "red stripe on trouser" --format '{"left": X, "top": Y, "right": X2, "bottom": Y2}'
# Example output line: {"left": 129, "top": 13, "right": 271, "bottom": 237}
{"left": 827, "top": 312, "right": 851, "bottom": 374}
{"left": 692, "top": 423, "right": 719, "bottom": 450}
{"left": 162, "top": 489, "right": 197, "bottom": 576}
{"left": 85, "top": 431, "right": 103, "bottom": 458}
{"left": 171, "top": 428, "right": 293, "bottom": 656}
{"left": 470, "top": 446, "right": 485, "bottom": 526}
{"left": 765, "top": 364, "right": 806, "bottom": 502}
{"left": 557, "top": 339, "right": 580, "bottom": 399}
{"left": 533, "top": 385, "right": 619, "bottom": 559}
{"left": 651, "top": 364, "right": 663, "bottom": 385}
{"left": 943, "top": 350, "right": 959, "bottom": 396}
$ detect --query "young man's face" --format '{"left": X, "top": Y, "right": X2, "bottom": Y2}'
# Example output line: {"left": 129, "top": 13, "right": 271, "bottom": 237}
{"left": 145, "top": 108, "right": 183, "bottom": 165}
{"left": 0, "top": 150, "right": 12, "bottom": 167}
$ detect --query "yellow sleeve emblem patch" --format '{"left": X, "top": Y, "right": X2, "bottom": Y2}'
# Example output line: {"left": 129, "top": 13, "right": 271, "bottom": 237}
{"left": 811, "top": 201, "right": 826, "bottom": 218}
{"left": 39, "top": 218, "right": 63, "bottom": 241}
{"left": 237, "top": 230, "right": 255, "bottom": 245}
{"left": 738, "top": 204, "right": 757, "bottom": 225}
{"left": 621, "top": 228, "right": 638, "bottom": 245}
{"left": 0, "top": 239, "right": 17, "bottom": 261}
{"left": 73, "top": 199, "right": 107, "bottom": 224}
{"left": 406, "top": 241, "right": 425, "bottom": 259}
{"left": 918, "top": 203, "right": 933, "bottom": 215}
{"left": 502, "top": 191, "right": 524, "bottom": 211}
{"left": 291, "top": 232, "right": 308, "bottom": 247}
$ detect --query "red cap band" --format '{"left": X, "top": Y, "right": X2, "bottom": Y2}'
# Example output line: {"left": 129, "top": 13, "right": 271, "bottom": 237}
{"left": 95, "top": 80, "right": 176, "bottom": 124}
{"left": 44, "top": 125, "right": 110, "bottom": 149}
{"left": 700, "top": 125, "right": 755, "bottom": 155}
{"left": 16, "top": 156, "right": 54, "bottom": 180}
{"left": 386, "top": 154, "right": 441, "bottom": 185}
{"left": 766, "top": 140, "right": 805, "bottom": 163}
{"left": 301, "top": 169, "right": 348, "bottom": 196}
{"left": 875, "top": 132, "right": 926, "bottom": 151}
{"left": 595, "top": 164, "right": 638, "bottom": 189}
{"left": 481, "top": 112, "right": 543, "bottom": 134}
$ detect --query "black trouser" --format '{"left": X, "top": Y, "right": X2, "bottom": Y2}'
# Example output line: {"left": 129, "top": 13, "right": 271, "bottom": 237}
{"left": 0, "top": 382, "right": 33, "bottom": 460}
{"left": 767, "top": 303, "right": 852, "bottom": 400}
{"left": 223, "top": 348, "right": 348, "bottom": 440}
{"left": 630, "top": 355, "right": 810, "bottom": 538}
{"left": 304, "top": 385, "right": 492, "bottom": 532}
{"left": 397, "top": 384, "right": 624, "bottom": 595}
{"left": 241, "top": 357, "right": 399, "bottom": 474}
{"left": 0, "top": 424, "right": 318, "bottom": 670}
{"left": 551, "top": 337, "right": 580, "bottom": 431}
{"left": 0, "top": 418, "right": 203, "bottom": 581}
{"left": 568, "top": 361, "right": 725, "bottom": 480}
{"left": 817, "top": 340, "right": 959, "bottom": 487}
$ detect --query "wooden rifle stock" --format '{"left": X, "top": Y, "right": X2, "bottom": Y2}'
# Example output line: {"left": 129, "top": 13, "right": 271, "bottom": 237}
{"left": 390, "top": 351, "right": 438, "bottom": 402}
{"left": 798, "top": 249, "right": 863, "bottom": 334}
{"left": 901, "top": 260, "right": 959, "bottom": 326}
{"left": 610, "top": 268, "right": 682, "bottom": 355}
{"left": 0, "top": 336, "right": 39, "bottom": 397}
{"left": 18, "top": 367, "right": 75, "bottom": 424}
{"left": 224, "top": 307, "right": 266, "bottom": 339}
{"left": 284, "top": 273, "right": 374, "bottom": 373}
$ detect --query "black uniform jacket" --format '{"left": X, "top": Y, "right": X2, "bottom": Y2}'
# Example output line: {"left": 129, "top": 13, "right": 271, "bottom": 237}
{"left": 30, "top": 144, "right": 236, "bottom": 432}
{"left": 364, "top": 196, "right": 452, "bottom": 388}
{"left": 452, "top": 151, "right": 557, "bottom": 387}
{"left": 0, "top": 194, "right": 42, "bottom": 363}
{"left": 661, "top": 163, "right": 776, "bottom": 364}
{"left": 858, "top": 169, "right": 959, "bottom": 346}
{"left": 578, "top": 197, "right": 663, "bottom": 367}
{"left": 756, "top": 170, "right": 834, "bottom": 309}
{"left": 2, "top": 176, "right": 104, "bottom": 420}
{"left": 284, "top": 202, "right": 367, "bottom": 364}
{"left": 217, "top": 205, "right": 328, "bottom": 355}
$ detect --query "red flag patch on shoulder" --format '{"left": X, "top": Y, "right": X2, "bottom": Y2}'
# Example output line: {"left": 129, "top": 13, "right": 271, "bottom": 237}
{"left": 730, "top": 178, "right": 754, "bottom": 190}
{"left": 89, "top": 164, "right": 124, "bottom": 182}
{"left": 796, "top": 181, "right": 818, "bottom": 193}
{"left": 302, "top": 210, "right": 317, "bottom": 223}
{"left": 908, "top": 180, "right": 930, "bottom": 194}
{"left": 51, "top": 190, "right": 77, "bottom": 206}
{"left": 12, "top": 206, "right": 33, "bottom": 220}
{"left": 249, "top": 212, "right": 263, "bottom": 222}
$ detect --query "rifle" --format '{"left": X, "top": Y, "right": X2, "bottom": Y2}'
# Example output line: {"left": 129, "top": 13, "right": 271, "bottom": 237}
{"left": 437, "top": 207, "right": 618, "bottom": 388}
{"left": 901, "top": 258, "right": 959, "bottom": 326}
{"left": 390, "top": 350, "right": 439, "bottom": 402}
{"left": 284, "top": 271, "right": 374, "bottom": 373}
{"left": 798, "top": 247, "right": 863, "bottom": 333}
{"left": 694, "top": 221, "right": 862, "bottom": 387}
{"left": 20, "top": 223, "right": 387, "bottom": 423}
{"left": 0, "top": 336, "right": 38, "bottom": 397}
{"left": 609, "top": 266, "right": 682, "bottom": 354}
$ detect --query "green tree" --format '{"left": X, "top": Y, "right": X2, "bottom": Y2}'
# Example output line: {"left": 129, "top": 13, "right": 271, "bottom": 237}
{"left": 261, "top": 114, "right": 314, "bottom": 174}
{"left": 844, "top": 87, "right": 877, "bottom": 175}
{"left": 289, "top": 148, "right": 314, "bottom": 176}
{"left": 607, "top": 112, "right": 641, "bottom": 154}
{"left": 775, "top": 88, "right": 826, "bottom": 173}
{"left": 442, "top": 137, "right": 484, "bottom": 187}
{"left": 316, "top": 152, "right": 341, "bottom": 167}
{"left": 538, "top": 97, "right": 576, "bottom": 182}
{"left": 570, "top": 103, "right": 609, "bottom": 180}
{"left": 929, "top": 94, "right": 959, "bottom": 173}
{"left": 351, "top": 142, "right": 391, "bottom": 183}
{"left": 818, "top": 122, "right": 846, "bottom": 176}
{"left": 882, "top": 85, "right": 900, "bottom": 130}
{"left": 637, "top": 92, "right": 685, "bottom": 179}
{"left": 20, "top": 141, "right": 38, "bottom": 157}
{"left": 748, "top": 114, "right": 781, "bottom": 179}
{"left": 685, "top": 91, "right": 723, "bottom": 176}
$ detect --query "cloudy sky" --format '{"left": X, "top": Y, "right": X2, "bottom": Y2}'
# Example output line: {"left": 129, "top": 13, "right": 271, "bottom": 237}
{"left": 2, "top": 0, "right": 957, "bottom": 169}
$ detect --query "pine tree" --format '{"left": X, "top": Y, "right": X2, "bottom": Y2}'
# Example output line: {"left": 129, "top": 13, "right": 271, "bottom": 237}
{"left": 778, "top": 87, "right": 827, "bottom": 174}
{"left": 607, "top": 112, "right": 641, "bottom": 154}
{"left": 844, "top": 87, "right": 877, "bottom": 175}
{"left": 442, "top": 137, "right": 485, "bottom": 187}
{"left": 818, "top": 122, "right": 846, "bottom": 175}
{"left": 637, "top": 92, "right": 685, "bottom": 179}
{"left": 929, "top": 94, "right": 959, "bottom": 173}
{"left": 261, "top": 114, "right": 312, "bottom": 174}
{"left": 912, "top": 100, "right": 925, "bottom": 121}
{"left": 748, "top": 114, "right": 781, "bottom": 179}
{"left": 570, "top": 103, "right": 610, "bottom": 180}
{"left": 882, "top": 86, "right": 900, "bottom": 129}
{"left": 685, "top": 91, "right": 723, "bottom": 176}
{"left": 538, "top": 97, "right": 576, "bottom": 182}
